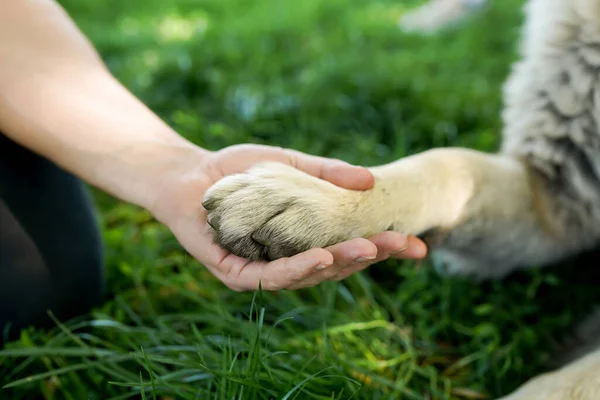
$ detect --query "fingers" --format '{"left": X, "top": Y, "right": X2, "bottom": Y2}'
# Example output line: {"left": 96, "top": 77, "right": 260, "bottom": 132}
{"left": 287, "top": 238, "right": 379, "bottom": 289}
{"left": 329, "top": 263, "right": 371, "bottom": 282}
{"left": 325, "top": 237, "right": 379, "bottom": 263}
{"left": 212, "top": 144, "right": 374, "bottom": 191}
{"left": 315, "top": 233, "right": 413, "bottom": 283}
{"left": 321, "top": 161, "right": 375, "bottom": 191}
{"left": 209, "top": 234, "right": 428, "bottom": 291}
{"left": 288, "top": 234, "right": 427, "bottom": 288}
{"left": 212, "top": 237, "right": 377, "bottom": 291}
{"left": 328, "top": 234, "right": 428, "bottom": 281}
{"left": 368, "top": 232, "right": 428, "bottom": 260}
{"left": 283, "top": 149, "right": 375, "bottom": 191}
{"left": 214, "top": 247, "right": 334, "bottom": 291}
{"left": 393, "top": 235, "right": 428, "bottom": 259}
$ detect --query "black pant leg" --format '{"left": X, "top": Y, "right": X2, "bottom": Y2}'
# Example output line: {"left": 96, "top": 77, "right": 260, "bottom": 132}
{"left": 0, "top": 134, "right": 105, "bottom": 342}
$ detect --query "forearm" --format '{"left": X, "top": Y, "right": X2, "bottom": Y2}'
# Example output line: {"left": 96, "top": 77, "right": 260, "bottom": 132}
{"left": 0, "top": 0, "right": 208, "bottom": 209}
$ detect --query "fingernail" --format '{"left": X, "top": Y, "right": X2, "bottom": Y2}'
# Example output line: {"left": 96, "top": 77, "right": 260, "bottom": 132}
{"left": 354, "top": 255, "right": 376, "bottom": 263}
{"left": 315, "top": 264, "right": 330, "bottom": 271}
{"left": 390, "top": 244, "right": 409, "bottom": 256}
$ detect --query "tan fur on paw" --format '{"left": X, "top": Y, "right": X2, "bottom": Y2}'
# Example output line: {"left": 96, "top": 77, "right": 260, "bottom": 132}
{"left": 202, "top": 162, "right": 368, "bottom": 261}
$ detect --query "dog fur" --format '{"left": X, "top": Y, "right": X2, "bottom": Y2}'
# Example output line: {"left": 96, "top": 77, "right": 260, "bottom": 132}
{"left": 399, "top": 0, "right": 489, "bottom": 33}
{"left": 202, "top": 0, "right": 600, "bottom": 398}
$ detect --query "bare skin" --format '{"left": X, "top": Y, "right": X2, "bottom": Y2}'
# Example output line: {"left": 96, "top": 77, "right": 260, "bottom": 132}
{"left": 0, "top": 0, "right": 426, "bottom": 291}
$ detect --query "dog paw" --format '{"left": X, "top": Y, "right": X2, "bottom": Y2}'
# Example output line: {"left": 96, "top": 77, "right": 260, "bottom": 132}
{"left": 202, "top": 162, "right": 371, "bottom": 261}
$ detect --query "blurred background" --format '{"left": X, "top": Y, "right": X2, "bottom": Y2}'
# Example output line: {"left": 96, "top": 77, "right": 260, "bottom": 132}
{"left": 2, "top": 0, "right": 599, "bottom": 399}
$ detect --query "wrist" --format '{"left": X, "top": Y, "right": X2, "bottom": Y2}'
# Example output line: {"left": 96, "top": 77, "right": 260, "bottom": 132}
{"left": 0, "top": 61, "right": 212, "bottom": 214}
{"left": 109, "top": 138, "right": 212, "bottom": 213}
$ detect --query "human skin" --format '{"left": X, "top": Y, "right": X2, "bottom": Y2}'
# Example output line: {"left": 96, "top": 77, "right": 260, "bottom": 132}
{"left": 0, "top": 0, "right": 427, "bottom": 291}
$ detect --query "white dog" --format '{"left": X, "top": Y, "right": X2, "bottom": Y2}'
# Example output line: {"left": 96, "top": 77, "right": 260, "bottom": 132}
{"left": 203, "top": 0, "right": 600, "bottom": 398}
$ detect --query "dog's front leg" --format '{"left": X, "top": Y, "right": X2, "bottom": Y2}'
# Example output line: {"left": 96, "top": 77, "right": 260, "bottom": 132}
{"left": 203, "top": 147, "right": 593, "bottom": 278}
{"left": 365, "top": 147, "right": 582, "bottom": 278}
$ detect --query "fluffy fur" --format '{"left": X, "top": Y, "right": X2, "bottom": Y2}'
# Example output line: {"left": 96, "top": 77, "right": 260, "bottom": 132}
{"left": 203, "top": 0, "right": 600, "bottom": 398}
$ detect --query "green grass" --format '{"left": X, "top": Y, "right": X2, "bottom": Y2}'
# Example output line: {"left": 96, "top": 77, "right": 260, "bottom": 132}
{"left": 1, "top": 0, "right": 600, "bottom": 399}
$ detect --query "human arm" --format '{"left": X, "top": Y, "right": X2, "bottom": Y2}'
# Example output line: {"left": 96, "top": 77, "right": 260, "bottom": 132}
{"left": 0, "top": 0, "right": 201, "bottom": 209}
{"left": 0, "top": 0, "right": 427, "bottom": 290}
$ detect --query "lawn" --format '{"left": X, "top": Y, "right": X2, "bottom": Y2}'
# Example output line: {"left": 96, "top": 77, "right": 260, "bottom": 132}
{"left": 2, "top": 0, "right": 600, "bottom": 399}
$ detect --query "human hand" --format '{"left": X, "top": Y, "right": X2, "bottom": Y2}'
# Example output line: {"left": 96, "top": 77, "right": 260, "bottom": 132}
{"left": 151, "top": 144, "right": 427, "bottom": 291}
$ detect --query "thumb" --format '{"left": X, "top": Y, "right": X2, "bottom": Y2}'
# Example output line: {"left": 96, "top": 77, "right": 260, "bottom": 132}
{"left": 320, "top": 160, "right": 375, "bottom": 190}
{"left": 284, "top": 149, "right": 375, "bottom": 190}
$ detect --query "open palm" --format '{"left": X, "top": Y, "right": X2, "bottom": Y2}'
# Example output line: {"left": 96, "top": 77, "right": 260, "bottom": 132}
{"left": 153, "top": 144, "right": 427, "bottom": 291}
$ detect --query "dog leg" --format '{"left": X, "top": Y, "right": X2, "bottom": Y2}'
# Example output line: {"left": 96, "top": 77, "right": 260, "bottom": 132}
{"left": 202, "top": 147, "right": 595, "bottom": 279}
